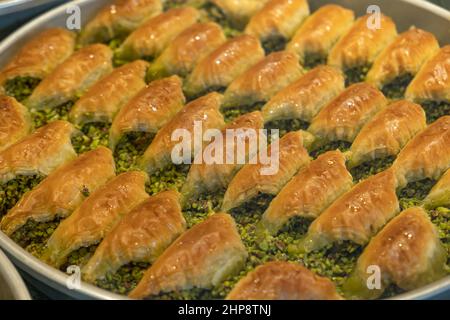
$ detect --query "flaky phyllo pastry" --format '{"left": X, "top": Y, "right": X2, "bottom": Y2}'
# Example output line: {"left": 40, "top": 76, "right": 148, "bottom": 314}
{"left": 26, "top": 44, "right": 113, "bottom": 110}
{"left": 69, "top": 60, "right": 149, "bottom": 125}
{"left": 261, "top": 150, "right": 353, "bottom": 235}
{"left": 181, "top": 111, "right": 264, "bottom": 202}
{"left": 79, "top": 0, "right": 163, "bottom": 45}
{"left": 0, "top": 28, "right": 76, "bottom": 94}
{"left": 0, "top": 120, "right": 77, "bottom": 183}
{"left": 366, "top": 28, "right": 440, "bottom": 89}
{"left": 140, "top": 92, "right": 225, "bottom": 174}
{"left": 405, "top": 45, "right": 450, "bottom": 103}
{"left": 299, "top": 169, "right": 399, "bottom": 252}
{"left": 83, "top": 190, "right": 186, "bottom": 282}
{"left": 343, "top": 207, "right": 447, "bottom": 300}
{"left": 328, "top": 14, "right": 397, "bottom": 71}
{"left": 424, "top": 168, "right": 450, "bottom": 209}
{"left": 226, "top": 261, "right": 342, "bottom": 300}
{"left": 221, "top": 130, "right": 313, "bottom": 212}
{"left": 244, "top": 0, "right": 310, "bottom": 43}
{"left": 42, "top": 171, "right": 149, "bottom": 268}
{"left": 392, "top": 116, "right": 450, "bottom": 188}
{"left": 0, "top": 96, "right": 32, "bottom": 152}
{"left": 211, "top": 0, "right": 269, "bottom": 29}
{"left": 116, "top": 7, "right": 200, "bottom": 61}
{"left": 222, "top": 51, "right": 304, "bottom": 109}
{"left": 347, "top": 100, "right": 427, "bottom": 168}
{"left": 261, "top": 65, "right": 345, "bottom": 123}
{"left": 129, "top": 213, "right": 247, "bottom": 299}
{"left": 308, "top": 82, "right": 388, "bottom": 144}
{"left": 0, "top": 147, "right": 116, "bottom": 236}
{"left": 287, "top": 4, "right": 354, "bottom": 65}
{"left": 184, "top": 35, "right": 265, "bottom": 98}
{"left": 147, "top": 22, "right": 227, "bottom": 80}
{"left": 109, "top": 75, "right": 186, "bottom": 149}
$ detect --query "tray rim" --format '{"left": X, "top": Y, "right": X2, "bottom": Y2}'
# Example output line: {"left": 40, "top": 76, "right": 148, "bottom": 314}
{"left": 0, "top": 0, "right": 449, "bottom": 300}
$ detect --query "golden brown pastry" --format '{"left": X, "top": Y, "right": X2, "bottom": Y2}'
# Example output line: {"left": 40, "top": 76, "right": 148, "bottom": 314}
{"left": 116, "top": 7, "right": 200, "bottom": 61}
{"left": 347, "top": 100, "right": 427, "bottom": 168}
{"left": 26, "top": 44, "right": 113, "bottom": 110}
{"left": 287, "top": 4, "right": 354, "bottom": 65}
{"left": 299, "top": 169, "right": 399, "bottom": 252}
{"left": 405, "top": 45, "right": 450, "bottom": 103}
{"left": 244, "top": 0, "right": 310, "bottom": 42}
{"left": 343, "top": 207, "right": 447, "bottom": 300}
{"left": 261, "top": 65, "right": 345, "bottom": 123}
{"left": 69, "top": 60, "right": 149, "bottom": 125}
{"left": 181, "top": 111, "right": 264, "bottom": 202}
{"left": 140, "top": 92, "right": 225, "bottom": 174}
{"left": 147, "top": 22, "right": 227, "bottom": 80}
{"left": 83, "top": 190, "right": 186, "bottom": 282}
{"left": 261, "top": 150, "right": 353, "bottom": 235}
{"left": 308, "top": 83, "right": 388, "bottom": 144}
{"left": 221, "top": 130, "right": 312, "bottom": 212}
{"left": 184, "top": 35, "right": 265, "bottom": 98}
{"left": 109, "top": 75, "right": 186, "bottom": 149}
{"left": 211, "top": 0, "right": 269, "bottom": 29}
{"left": 0, "top": 96, "right": 32, "bottom": 152}
{"left": 79, "top": 0, "right": 163, "bottom": 45}
{"left": 42, "top": 171, "right": 149, "bottom": 268}
{"left": 0, "top": 120, "right": 77, "bottom": 184}
{"left": 222, "top": 51, "right": 304, "bottom": 109}
{"left": 366, "top": 28, "right": 440, "bottom": 89}
{"left": 129, "top": 213, "right": 247, "bottom": 299}
{"left": 0, "top": 147, "right": 116, "bottom": 236}
{"left": 424, "top": 168, "right": 450, "bottom": 209}
{"left": 328, "top": 14, "right": 397, "bottom": 70}
{"left": 0, "top": 28, "right": 76, "bottom": 92}
{"left": 392, "top": 116, "right": 450, "bottom": 188}
{"left": 227, "top": 261, "right": 343, "bottom": 300}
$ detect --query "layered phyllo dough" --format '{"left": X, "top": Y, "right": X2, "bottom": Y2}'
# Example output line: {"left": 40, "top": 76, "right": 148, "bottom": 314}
{"left": 116, "top": 7, "right": 200, "bottom": 61}
{"left": 0, "top": 96, "right": 32, "bottom": 151}
{"left": 79, "top": 0, "right": 163, "bottom": 45}
{"left": 42, "top": 171, "right": 149, "bottom": 268}
{"left": 0, "top": 147, "right": 116, "bottom": 236}
{"left": 26, "top": 44, "right": 113, "bottom": 110}
{"left": 227, "top": 261, "right": 342, "bottom": 300}
{"left": 343, "top": 207, "right": 447, "bottom": 299}
{"left": 147, "top": 22, "right": 227, "bottom": 80}
{"left": 222, "top": 51, "right": 304, "bottom": 109}
{"left": 210, "top": 0, "right": 269, "bottom": 29}
{"left": 424, "top": 168, "right": 450, "bottom": 209}
{"left": 221, "top": 130, "right": 312, "bottom": 212}
{"left": 109, "top": 75, "right": 186, "bottom": 149}
{"left": 261, "top": 150, "right": 353, "bottom": 235}
{"left": 347, "top": 100, "right": 427, "bottom": 168}
{"left": 140, "top": 92, "right": 225, "bottom": 174}
{"left": 184, "top": 35, "right": 265, "bottom": 98}
{"left": 69, "top": 60, "right": 149, "bottom": 125}
{"left": 129, "top": 213, "right": 247, "bottom": 299}
{"left": 261, "top": 65, "right": 345, "bottom": 123}
{"left": 287, "top": 4, "right": 354, "bottom": 66}
{"left": 83, "top": 190, "right": 186, "bottom": 282}
{"left": 0, "top": 121, "right": 77, "bottom": 183}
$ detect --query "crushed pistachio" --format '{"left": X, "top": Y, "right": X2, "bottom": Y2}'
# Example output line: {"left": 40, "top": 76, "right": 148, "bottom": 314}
{"left": 344, "top": 65, "right": 371, "bottom": 86}
{"left": 350, "top": 156, "right": 395, "bottom": 182}
{"left": 421, "top": 101, "right": 450, "bottom": 124}
{"left": 381, "top": 74, "right": 413, "bottom": 99}
{"left": 97, "top": 262, "right": 150, "bottom": 295}
{"left": 146, "top": 164, "right": 190, "bottom": 196}
{"left": 265, "top": 118, "right": 310, "bottom": 138}
{"left": 262, "top": 35, "right": 287, "bottom": 55}
{"left": 114, "top": 132, "right": 155, "bottom": 173}
{"left": 310, "top": 140, "right": 352, "bottom": 158}
{"left": 221, "top": 102, "right": 265, "bottom": 122}
{"left": 4, "top": 76, "right": 41, "bottom": 101}
{"left": 61, "top": 244, "right": 99, "bottom": 272}
{"left": 31, "top": 101, "right": 74, "bottom": 128}
{"left": 303, "top": 53, "right": 327, "bottom": 70}
{"left": 71, "top": 122, "right": 110, "bottom": 154}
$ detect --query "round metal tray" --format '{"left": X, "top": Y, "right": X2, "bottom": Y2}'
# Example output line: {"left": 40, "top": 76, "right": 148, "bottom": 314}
{"left": 0, "top": 248, "right": 30, "bottom": 300}
{"left": 0, "top": 0, "right": 449, "bottom": 300}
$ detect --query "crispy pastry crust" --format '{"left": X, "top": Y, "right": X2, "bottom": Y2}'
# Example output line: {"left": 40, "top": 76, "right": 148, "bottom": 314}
{"left": 0, "top": 96, "right": 32, "bottom": 151}
{"left": 129, "top": 213, "right": 247, "bottom": 299}
{"left": 424, "top": 168, "right": 450, "bottom": 209}
{"left": 211, "top": 0, "right": 269, "bottom": 28}
{"left": 0, "top": 147, "right": 116, "bottom": 236}
{"left": 69, "top": 60, "right": 149, "bottom": 125}
{"left": 227, "top": 261, "right": 342, "bottom": 300}
{"left": 83, "top": 190, "right": 186, "bottom": 282}
{"left": 26, "top": 44, "right": 113, "bottom": 110}
{"left": 261, "top": 65, "right": 345, "bottom": 123}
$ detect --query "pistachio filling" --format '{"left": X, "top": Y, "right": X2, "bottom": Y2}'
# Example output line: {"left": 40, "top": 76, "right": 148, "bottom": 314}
{"left": 4, "top": 76, "right": 41, "bottom": 101}
{"left": 303, "top": 53, "right": 327, "bottom": 70}
{"left": 310, "top": 140, "right": 352, "bottom": 158}
{"left": 222, "top": 102, "right": 265, "bottom": 122}
{"left": 114, "top": 132, "right": 155, "bottom": 173}
{"left": 421, "top": 101, "right": 450, "bottom": 124}
{"left": 31, "top": 101, "right": 74, "bottom": 128}
{"left": 350, "top": 156, "right": 395, "bottom": 182}
{"left": 344, "top": 64, "right": 371, "bottom": 86}
{"left": 381, "top": 73, "right": 413, "bottom": 100}
{"left": 262, "top": 35, "right": 287, "bottom": 55}
{"left": 265, "top": 118, "right": 310, "bottom": 138}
